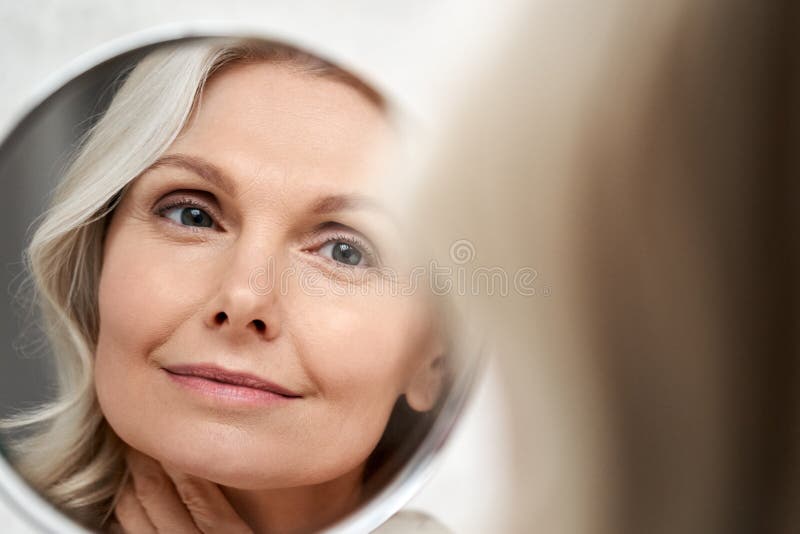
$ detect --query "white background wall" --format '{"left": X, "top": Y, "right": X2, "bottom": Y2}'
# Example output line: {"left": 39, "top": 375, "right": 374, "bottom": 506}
{"left": 0, "top": 2, "right": 518, "bottom": 532}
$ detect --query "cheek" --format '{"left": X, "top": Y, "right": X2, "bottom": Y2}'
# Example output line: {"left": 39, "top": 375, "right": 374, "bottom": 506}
{"left": 93, "top": 228, "right": 210, "bottom": 441}
{"left": 278, "top": 292, "right": 432, "bottom": 481}
{"left": 96, "top": 235, "right": 181, "bottom": 364}
{"left": 290, "top": 289, "right": 427, "bottom": 422}
{"left": 96, "top": 225, "right": 215, "bottom": 359}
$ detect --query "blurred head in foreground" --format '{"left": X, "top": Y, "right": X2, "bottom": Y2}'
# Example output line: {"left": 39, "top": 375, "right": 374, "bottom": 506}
{"left": 411, "top": 1, "right": 798, "bottom": 533}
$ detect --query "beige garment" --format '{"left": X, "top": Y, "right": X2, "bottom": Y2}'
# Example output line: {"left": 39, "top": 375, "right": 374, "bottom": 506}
{"left": 372, "top": 510, "right": 452, "bottom": 533}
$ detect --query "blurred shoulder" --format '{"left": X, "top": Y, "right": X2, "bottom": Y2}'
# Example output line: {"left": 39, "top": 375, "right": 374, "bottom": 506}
{"left": 372, "top": 509, "right": 452, "bottom": 533}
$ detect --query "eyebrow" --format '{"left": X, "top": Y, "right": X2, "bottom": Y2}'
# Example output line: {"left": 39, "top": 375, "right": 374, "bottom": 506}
{"left": 310, "top": 194, "right": 391, "bottom": 217}
{"left": 146, "top": 153, "right": 396, "bottom": 223}
{"left": 147, "top": 153, "right": 238, "bottom": 197}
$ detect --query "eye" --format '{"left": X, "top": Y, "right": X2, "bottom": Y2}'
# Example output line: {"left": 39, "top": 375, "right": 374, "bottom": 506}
{"left": 165, "top": 206, "right": 214, "bottom": 228}
{"left": 318, "top": 241, "right": 364, "bottom": 266}
{"left": 316, "top": 235, "right": 377, "bottom": 267}
{"left": 157, "top": 199, "right": 216, "bottom": 230}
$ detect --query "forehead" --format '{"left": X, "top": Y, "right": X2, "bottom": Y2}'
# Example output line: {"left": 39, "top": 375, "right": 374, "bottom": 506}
{"left": 164, "top": 60, "right": 392, "bottom": 195}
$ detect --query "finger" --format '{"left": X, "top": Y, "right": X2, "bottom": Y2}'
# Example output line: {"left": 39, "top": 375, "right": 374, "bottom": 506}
{"left": 161, "top": 463, "right": 254, "bottom": 534}
{"left": 113, "top": 478, "right": 156, "bottom": 534}
{"left": 126, "top": 448, "right": 201, "bottom": 534}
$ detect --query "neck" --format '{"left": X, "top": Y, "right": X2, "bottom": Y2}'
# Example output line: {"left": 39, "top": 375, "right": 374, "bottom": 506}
{"left": 220, "top": 465, "right": 365, "bottom": 534}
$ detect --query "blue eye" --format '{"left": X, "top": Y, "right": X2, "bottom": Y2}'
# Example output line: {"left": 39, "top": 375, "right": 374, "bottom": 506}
{"left": 318, "top": 240, "right": 368, "bottom": 267}
{"left": 160, "top": 202, "right": 215, "bottom": 229}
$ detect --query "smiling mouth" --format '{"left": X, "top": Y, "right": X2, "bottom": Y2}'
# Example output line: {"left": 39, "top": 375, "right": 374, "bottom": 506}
{"left": 161, "top": 364, "right": 302, "bottom": 399}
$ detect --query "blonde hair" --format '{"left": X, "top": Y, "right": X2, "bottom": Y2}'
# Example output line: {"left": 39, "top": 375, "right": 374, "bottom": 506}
{"left": 0, "top": 37, "right": 387, "bottom": 531}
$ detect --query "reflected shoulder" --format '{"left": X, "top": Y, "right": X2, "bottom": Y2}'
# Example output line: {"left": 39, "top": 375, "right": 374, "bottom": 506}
{"left": 372, "top": 509, "right": 453, "bottom": 534}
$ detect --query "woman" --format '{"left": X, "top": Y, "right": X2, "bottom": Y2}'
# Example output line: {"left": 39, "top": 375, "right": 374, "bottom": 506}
{"left": 0, "top": 37, "right": 452, "bottom": 533}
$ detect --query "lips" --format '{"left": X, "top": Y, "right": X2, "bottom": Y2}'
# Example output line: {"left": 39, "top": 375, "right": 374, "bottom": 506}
{"left": 161, "top": 364, "right": 301, "bottom": 398}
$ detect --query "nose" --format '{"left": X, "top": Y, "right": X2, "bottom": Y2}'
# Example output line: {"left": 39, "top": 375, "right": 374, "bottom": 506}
{"left": 204, "top": 240, "right": 282, "bottom": 342}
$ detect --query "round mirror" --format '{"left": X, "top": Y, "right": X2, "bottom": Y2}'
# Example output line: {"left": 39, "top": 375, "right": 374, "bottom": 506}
{"left": 0, "top": 27, "right": 481, "bottom": 534}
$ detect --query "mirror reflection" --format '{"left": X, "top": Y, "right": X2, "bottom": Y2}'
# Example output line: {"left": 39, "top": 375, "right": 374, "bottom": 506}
{"left": 0, "top": 36, "right": 467, "bottom": 534}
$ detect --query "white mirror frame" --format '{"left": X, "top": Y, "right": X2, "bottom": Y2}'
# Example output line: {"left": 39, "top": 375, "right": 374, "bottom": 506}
{"left": 0, "top": 21, "right": 481, "bottom": 534}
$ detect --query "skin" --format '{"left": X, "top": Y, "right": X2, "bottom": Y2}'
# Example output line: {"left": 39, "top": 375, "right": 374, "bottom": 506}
{"left": 95, "top": 60, "right": 445, "bottom": 533}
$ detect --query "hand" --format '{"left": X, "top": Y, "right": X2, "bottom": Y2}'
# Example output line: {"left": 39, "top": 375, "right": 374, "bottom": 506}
{"left": 110, "top": 447, "right": 254, "bottom": 534}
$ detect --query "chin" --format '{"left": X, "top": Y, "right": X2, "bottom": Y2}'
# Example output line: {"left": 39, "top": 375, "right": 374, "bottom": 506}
{"left": 169, "top": 451, "right": 361, "bottom": 490}
{"left": 170, "top": 455, "right": 291, "bottom": 490}
{"left": 127, "top": 429, "right": 357, "bottom": 490}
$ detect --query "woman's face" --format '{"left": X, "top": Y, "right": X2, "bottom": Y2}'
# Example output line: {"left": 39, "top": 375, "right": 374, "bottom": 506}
{"left": 94, "top": 60, "right": 444, "bottom": 490}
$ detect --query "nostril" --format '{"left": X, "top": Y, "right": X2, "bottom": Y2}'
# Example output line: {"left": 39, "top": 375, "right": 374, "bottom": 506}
{"left": 253, "top": 319, "right": 266, "bottom": 332}
{"left": 215, "top": 311, "right": 228, "bottom": 325}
